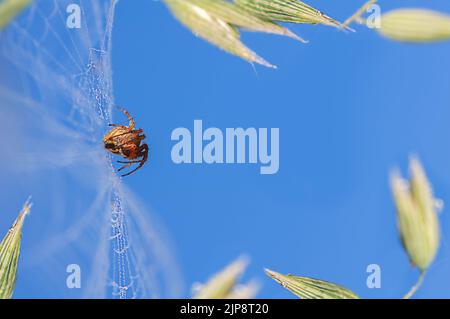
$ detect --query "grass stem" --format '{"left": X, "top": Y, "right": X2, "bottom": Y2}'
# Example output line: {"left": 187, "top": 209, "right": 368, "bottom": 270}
{"left": 403, "top": 271, "right": 426, "bottom": 299}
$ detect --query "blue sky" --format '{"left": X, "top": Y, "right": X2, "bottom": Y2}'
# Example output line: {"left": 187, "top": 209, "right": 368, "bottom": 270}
{"left": 2, "top": 0, "right": 450, "bottom": 298}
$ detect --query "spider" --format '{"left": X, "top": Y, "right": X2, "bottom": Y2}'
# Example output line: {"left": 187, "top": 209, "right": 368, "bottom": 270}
{"left": 103, "top": 107, "right": 149, "bottom": 177}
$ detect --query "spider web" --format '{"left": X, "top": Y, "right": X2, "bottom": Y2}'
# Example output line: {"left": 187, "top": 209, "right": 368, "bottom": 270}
{"left": 0, "top": 0, "right": 183, "bottom": 298}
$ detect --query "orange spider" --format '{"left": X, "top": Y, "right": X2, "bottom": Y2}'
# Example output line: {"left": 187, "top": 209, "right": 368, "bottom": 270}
{"left": 103, "top": 107, "right": 148, "bottom": 177}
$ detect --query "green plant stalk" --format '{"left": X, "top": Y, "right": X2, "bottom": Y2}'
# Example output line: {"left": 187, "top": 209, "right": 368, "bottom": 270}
{"left": 0, "top": 0, "right": 32, "bottom": 30}
{"left": 403, "top": 271, "right": 426, "bottom": 299}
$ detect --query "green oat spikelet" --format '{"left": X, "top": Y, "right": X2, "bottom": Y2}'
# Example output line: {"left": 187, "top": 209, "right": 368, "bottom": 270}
{"left": 225, "top": 281, "right": 259, "bottom": 299}
{"left": 379, "top": 9, "right": 450, "bottom": 43}
{"left": 165, "top": 0, "right": 275, "bottom": 68}
{"left": 234, "top": 0, "right": 345, "bottom": 29}
{"left": 0, "top": 0, "right": 32, "bottom": 30}
{"left": 0, "top": 200, "right": 31, "bottom": 299}
{"left": 390, "top": 158, "right": 440, "bottom": 272}
{"left": 265, "top": 269, "right": 359, "bottom": 299}
{"left": 187, "top": 0, "right": 306, "bottom": 42}
{"left": 164, "top": 0, "right": 308, "bottom": 68}
{"left": 193, "top": 257, "right": 251, "bottom": 299}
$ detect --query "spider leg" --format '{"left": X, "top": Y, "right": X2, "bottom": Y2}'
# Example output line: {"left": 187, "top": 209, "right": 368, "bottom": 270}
{"left": 108, "top": 124, "right": 126, "bottom": 128}
{"left": 121, "top": 144, "right": 149, "bottom": 177}
{"left": 117, "top": 160, "right": 142, "bottom": 164}
{"left": 121, "top": 163, "right": 143, "bottom": 177}
{"left": 116, "top": 106, "right": 135, "bottom": 129}
{"left": 118, "top": 162, "right": 133, "bottom": 172}
{"left": 140, "top": 144, "right": 149, "bottom": 162}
